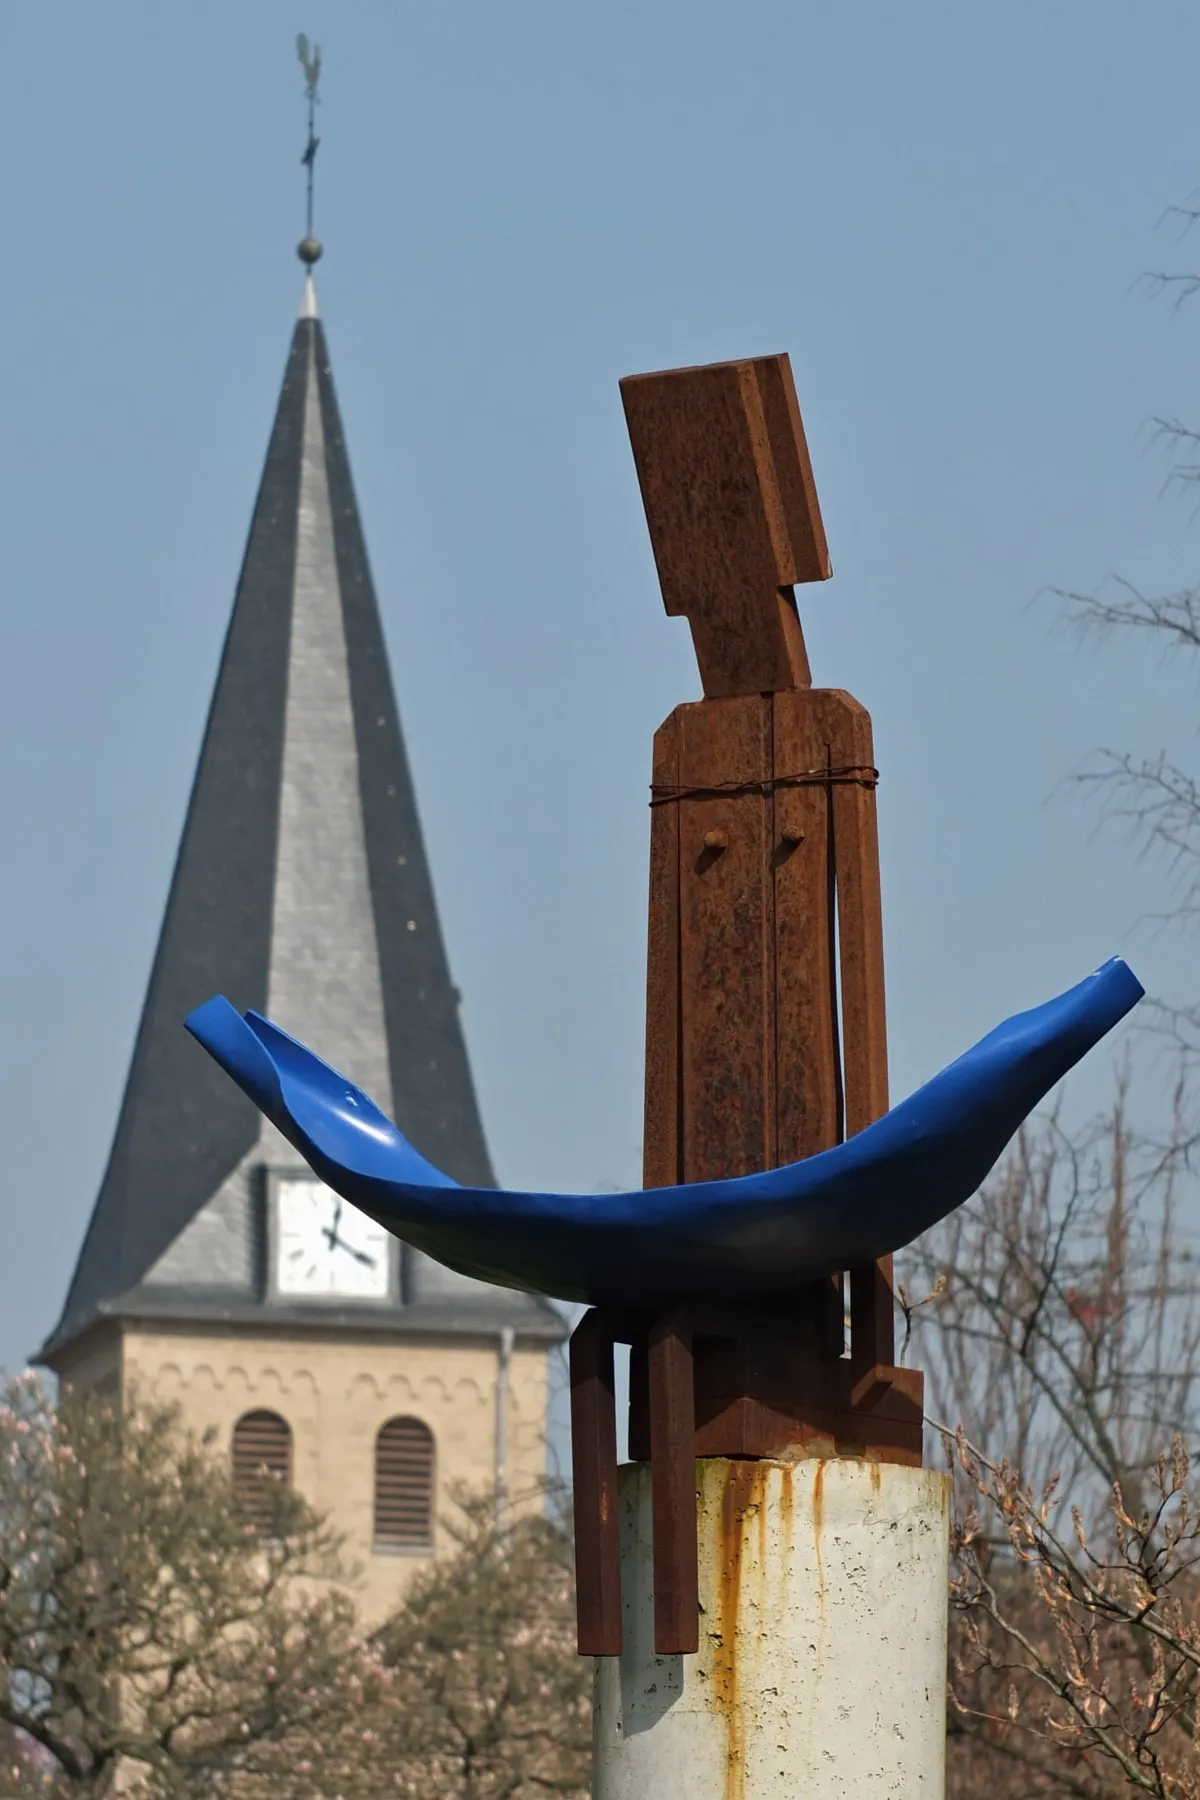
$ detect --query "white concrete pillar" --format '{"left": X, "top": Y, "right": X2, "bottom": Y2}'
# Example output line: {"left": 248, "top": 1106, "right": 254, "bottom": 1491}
{"left": 593, "top": 1456, "right": 949, "bottom": 1800}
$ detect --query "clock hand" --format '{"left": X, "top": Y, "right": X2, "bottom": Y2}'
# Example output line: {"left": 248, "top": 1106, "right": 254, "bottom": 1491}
{"left": 321, "top": 1198, "right": 378, "bottom": 1268}
{"left": 325, "top": 1231, "right": 376, "bottom": 1267}
{"left": 322, "top": 1198, "right": 344, "bottom": 1251}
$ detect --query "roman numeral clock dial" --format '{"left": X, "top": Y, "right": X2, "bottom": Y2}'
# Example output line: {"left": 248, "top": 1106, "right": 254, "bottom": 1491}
{"left": 275, "top": 1175, "right": 390, "bottom": 1300}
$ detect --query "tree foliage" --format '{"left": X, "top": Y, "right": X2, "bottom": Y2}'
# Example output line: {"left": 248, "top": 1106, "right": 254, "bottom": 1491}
{"left": 374, "top": 1490, "right": 590, "bottom": 1798}
{"left": 0, "top": 1379, "right": 587, "bottom": 1799}
{"left": 0, "top": 1376, "right": 378, "bottom": 1796}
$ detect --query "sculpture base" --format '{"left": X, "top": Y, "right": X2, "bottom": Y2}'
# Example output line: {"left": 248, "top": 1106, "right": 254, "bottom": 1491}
{"left": 592, "top": 1457, "right": 949, "bottom": 1800}
{"left": 628, "top": 1318, "right": 923, "bottom": 1466}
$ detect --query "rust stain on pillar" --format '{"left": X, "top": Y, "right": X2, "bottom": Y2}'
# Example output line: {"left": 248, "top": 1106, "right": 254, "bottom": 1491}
{"left": 713, "top": 1460, "right": 770, "bottom": 1800}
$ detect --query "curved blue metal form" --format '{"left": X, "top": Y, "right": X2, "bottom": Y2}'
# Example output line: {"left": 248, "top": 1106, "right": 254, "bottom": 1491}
{"left": 185, "top": 957, "right": 1142, "bottom": 1310}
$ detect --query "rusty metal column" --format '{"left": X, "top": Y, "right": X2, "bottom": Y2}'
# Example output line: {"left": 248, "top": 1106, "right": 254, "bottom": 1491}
{"left": 589, "top": 354, "right": 949, "bottom": 1799}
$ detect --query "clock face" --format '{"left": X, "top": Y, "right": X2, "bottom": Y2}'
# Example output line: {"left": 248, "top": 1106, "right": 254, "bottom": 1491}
{"left": 275, "top": 1176, "right": 391, "bottom": 1300}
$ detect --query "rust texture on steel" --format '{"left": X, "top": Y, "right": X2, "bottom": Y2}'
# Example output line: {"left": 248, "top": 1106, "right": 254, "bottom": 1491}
{"left": 568, "top": 1311, "right": 622, "bottom": 1656}
{"left": 570, "top": 353, "right": 922, "bottom": 1658}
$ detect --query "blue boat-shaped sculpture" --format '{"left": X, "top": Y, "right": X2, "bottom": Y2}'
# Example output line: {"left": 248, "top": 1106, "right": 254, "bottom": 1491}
{"left": 186, "top": 957, "right": 1142, "bottom": 1311}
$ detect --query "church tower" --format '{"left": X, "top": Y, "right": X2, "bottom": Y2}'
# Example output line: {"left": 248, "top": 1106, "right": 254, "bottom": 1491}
{"left": 38, "top": 267, "right": 563, "bottom": 1624}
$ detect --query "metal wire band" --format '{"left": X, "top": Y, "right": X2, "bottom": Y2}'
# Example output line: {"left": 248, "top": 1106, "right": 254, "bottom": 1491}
{"left": 649, "top": 765, "right": 879, "bottom": 806}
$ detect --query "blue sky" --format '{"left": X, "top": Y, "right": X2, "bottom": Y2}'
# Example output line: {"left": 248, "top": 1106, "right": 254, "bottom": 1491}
{"left": 3, "top": 2, "right": 1200, "bottom": 1371}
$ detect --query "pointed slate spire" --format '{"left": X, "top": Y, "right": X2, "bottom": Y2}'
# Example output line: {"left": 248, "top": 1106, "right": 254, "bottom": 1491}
{"left": 44, "top": 288, "right": 550, "bottom": 1356}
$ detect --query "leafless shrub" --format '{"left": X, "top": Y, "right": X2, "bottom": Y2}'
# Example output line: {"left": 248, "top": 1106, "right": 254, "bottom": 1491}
{"left": 903, "top": 1084, "right": 1200, "bottom": 1795}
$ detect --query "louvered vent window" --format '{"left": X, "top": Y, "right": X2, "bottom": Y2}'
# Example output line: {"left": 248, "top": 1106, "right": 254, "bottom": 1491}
{"left": 374, "top": 1417, "right": 435, "bottom": 1551}
{"left": 231, "top": 1409, "right": 292, "bottom": 1532}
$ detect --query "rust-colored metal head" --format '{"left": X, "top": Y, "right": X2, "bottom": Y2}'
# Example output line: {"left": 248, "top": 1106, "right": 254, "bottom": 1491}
{"left": 620, "top": 354, "right": 830, "bottom": 698}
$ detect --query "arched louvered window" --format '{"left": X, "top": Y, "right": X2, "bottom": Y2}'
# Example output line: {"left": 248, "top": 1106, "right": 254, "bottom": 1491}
{"left": 374, "top": 1417, "right": 435, "bottom": 1551}
{"left": 231, "top": 1409, "right": 292, "bottom": 1532}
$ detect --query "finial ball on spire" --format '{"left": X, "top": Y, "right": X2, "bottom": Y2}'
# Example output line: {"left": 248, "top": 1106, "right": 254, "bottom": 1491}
{"left": 297, "top": 236, "right": 323, "bottom": 266}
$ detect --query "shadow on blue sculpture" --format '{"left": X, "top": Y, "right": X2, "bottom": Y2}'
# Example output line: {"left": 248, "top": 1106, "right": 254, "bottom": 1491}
{"left": 185, "top": 957, "right": 1142, "bottom": 1311}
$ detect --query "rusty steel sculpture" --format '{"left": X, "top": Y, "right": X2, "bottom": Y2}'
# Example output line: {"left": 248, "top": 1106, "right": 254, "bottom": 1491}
{"left": 570, "top": 356, "right": 1140, "bottom": 1657}
{"left": 186, "top": 354, "right": 1141, "bottom": 1675}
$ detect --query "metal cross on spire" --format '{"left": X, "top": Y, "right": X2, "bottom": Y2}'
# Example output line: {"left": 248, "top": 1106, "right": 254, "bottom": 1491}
{"left": 296, "top": 33, "right": 323, "bottom": 269}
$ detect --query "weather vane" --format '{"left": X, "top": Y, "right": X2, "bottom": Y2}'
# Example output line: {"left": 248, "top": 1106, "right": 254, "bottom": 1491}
{"left": 296, "top": 33, "right": 323, "bottom": 268}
